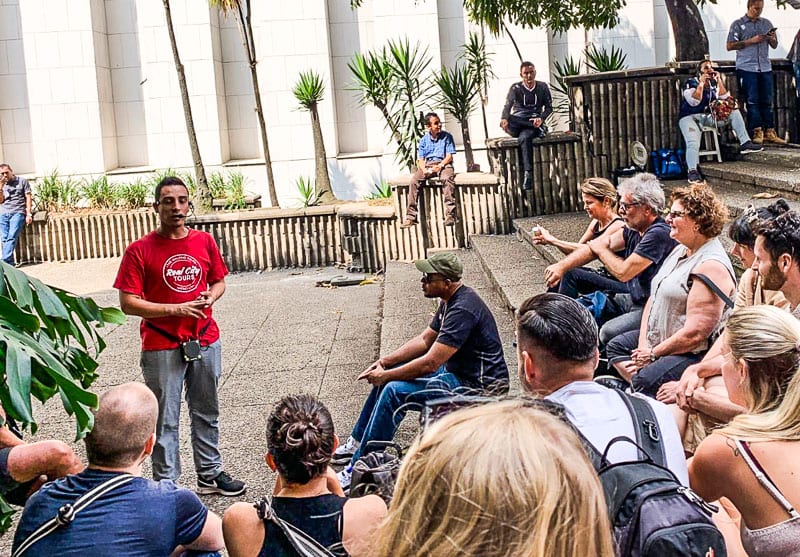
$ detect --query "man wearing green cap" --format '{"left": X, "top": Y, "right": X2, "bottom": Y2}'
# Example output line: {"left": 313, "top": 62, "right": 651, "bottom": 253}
{"left": 335, "top": 252, "right": 508, "bottom": 489}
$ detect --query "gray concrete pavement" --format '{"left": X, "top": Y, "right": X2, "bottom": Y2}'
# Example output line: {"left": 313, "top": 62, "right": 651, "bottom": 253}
{"left": 3, "top": 249, "right": 519, "bottom": 550}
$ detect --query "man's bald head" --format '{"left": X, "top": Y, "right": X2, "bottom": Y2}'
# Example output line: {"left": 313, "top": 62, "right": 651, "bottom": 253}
{"left": 85, "top": 383, "right": 158, "bottom": 468}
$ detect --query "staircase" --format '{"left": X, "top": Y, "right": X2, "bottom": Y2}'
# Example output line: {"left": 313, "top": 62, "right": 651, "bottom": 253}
{"left": 470, "top": 153, "right": 800, "bottom": 312}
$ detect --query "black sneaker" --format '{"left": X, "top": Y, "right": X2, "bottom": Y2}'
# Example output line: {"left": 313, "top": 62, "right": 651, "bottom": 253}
{"left": 739, "top": 140, "right": 764, "bottom": 154}
{"left": 196, "top": 471, "right": 247, "bottom": 496}
{"left": 687, "top": 169, "right": 703, "bottom": 184}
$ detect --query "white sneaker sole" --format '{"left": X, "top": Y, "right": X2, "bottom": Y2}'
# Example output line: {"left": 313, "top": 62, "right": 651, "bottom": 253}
{"left": 195, "top": 483, "right": 247, "bottom": 497}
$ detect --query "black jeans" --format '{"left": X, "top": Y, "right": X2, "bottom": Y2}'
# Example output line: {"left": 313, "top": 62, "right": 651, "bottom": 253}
{"left": 507, "top": 115, "right": 545, "bottom": 172}
{"left": 606, "top": 329, "right": 704, "bottom": 398}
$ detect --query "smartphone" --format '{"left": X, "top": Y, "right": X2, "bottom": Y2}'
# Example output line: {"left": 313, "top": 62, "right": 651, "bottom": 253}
{"left": 769, "top": 27, "right": 777, "bottom": 33}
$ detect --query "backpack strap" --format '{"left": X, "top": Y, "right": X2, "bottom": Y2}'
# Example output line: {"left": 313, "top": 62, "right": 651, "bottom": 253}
{"left": 256, "top": 497, "right": 336, "bottom": 557}
{"left": 12, "top": 473, "right": 135, "bottom": 557}
{"left": 689, "top": 273, "right": 734, "bottom": 309}
{"left": 615, "top": 390, "right": 667, "bottom": 467}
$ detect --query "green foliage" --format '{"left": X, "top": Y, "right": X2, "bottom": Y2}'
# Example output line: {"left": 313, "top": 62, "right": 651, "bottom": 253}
{"left": 207, "top": 171, "right": 228, "bottom": 199}
{"left": 584, "top": 44, "right": 628, "bottom": 73}
{"left": 462, "top": 0, "right": 624, "bottom": 35}
{"left": 220, "top": 171, "right": 248, "bottom": 210}
{"left": 548, "top": 55, "right": 582, "bottom": 128}
{"left": 365, "top": 181, "right": 393, "bottom": 200}
{"left": 0, "top": 263, "right": 124, "bottom": 531}
{"left": 293, "top": 70, "right": 325, "bottom": 111}
{"left": 116, "top": 179, "right": 150, "bottom": 210}
{"left": 348, "top": 38, "right": 434, "bottom": 170}
{"left": 434, "top": 63, "right": 479, "bottom": 123}
{"left": 80, "top": 175, "right": 117, "bottom": 210}
{"left": 459, "top": 30, "right": 495, "bottom": 105}
{"left": 294, "top": 176, "right": 320, "bottom": 208}
{"left": 34, "top": 169, "right": 80, "bottom": 213}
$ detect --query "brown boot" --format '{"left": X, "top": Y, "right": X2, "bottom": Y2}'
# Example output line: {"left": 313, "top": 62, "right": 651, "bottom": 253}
{"left": 764, "top": 128, "right": 787, "bottom": 145}
{"left": 752, "top": 127, "right": 764, "bottom": 144}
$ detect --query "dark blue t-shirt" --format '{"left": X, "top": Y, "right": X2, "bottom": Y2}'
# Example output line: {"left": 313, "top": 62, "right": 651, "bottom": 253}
{"left": 623, "top": 218, "right": 677, "bottom": 306}
{"left": 678, "top": 77, "right": 716, "bottom": 120}
{"left": 13, "top": 469, "right": 209, "bottom": 556}
{"left": 429, "top": 285, "right": 509, "bottom": 393}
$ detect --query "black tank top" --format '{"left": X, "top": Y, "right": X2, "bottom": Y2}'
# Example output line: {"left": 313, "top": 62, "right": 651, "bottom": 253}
{"left": 259, "top": 494, "right": 348, "bottom": 557}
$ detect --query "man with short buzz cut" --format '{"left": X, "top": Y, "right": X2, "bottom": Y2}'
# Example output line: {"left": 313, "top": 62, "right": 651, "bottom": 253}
{"left": 515, "top": 293, "right": 689, "bottom": 484}
{"left": 402, "top": 112, "right": 458, "bottom": 228}
{"left": 334, "top": 252, "right": 508, "bottom": 489}
{"left": 0, "top": 163, "right": 33, "bottom": 266}
{"left": 726, "top": 0, "right": 786, "bottom": 144}
{"left": 500, "top": 61, "right": 553, "bottom": 191}
{"left": 114, "top": 176, "right": 244, "bottom": 496}
{"left": 544, "top": 173, "right": 677, "bottom": 345}
{"left": 12, "top": 382, "right": 224, "bottom": 556}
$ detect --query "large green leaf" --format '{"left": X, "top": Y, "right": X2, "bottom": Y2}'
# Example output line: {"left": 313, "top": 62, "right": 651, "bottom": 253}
{"left": 2, "top": 263, "right": 33, "bottom": 309}
{"left": 0, "top": 296, "right": 39, "bottom": 333}
{"left": 28, "top": 277, "right": 70, "bottom": 320}
{"left": 5, "top": 345, "right": 33, "bottom": 424}
{"left": 100, "top": 306, "right": 126, "bottom": 325}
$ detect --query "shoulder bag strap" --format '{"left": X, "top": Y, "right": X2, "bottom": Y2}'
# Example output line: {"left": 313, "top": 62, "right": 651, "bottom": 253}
{"left": 689, "top": 273, "right": 734, "bottom": 309}
{"left": 12, "top": 473, "right": 135, "bottom": 557}
{"left": 144, "top": 319, "right": 212, "bottom": 344}
{"left": 615, "top": 390, "right": 667, "bottom": 467}
{"left": 256, "top": 497, "right": 336, "bottom": 557}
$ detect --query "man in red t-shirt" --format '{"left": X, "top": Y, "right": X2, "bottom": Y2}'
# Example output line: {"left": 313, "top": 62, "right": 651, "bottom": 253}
{"left": 113, "top": 176, "right": 245, "bottom": 496}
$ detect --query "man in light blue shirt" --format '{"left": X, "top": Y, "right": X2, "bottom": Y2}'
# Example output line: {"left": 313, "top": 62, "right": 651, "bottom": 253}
{"left": 401, "top": 112, "right": 457, "bottom": 228}
{"left": 726, "top": 0, "right": 786, "bottom": 144}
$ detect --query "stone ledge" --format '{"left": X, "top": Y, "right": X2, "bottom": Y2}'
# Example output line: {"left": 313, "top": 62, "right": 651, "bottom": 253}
{"left": 336, "top": 201, "right": 395, "bottom": 219}
{"left": 387, "top": 171, "right": 499, "bottom": 188}
{"left": 485, "top": 131, "right": 581, "bottom": 149}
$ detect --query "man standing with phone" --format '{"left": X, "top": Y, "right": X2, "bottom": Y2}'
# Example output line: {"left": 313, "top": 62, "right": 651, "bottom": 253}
{"left": 727, "top": 0, "right": 786, "bottom": 145}
{"left": 0, "top": 164, "right": 32, "bottom": 266}
{"left": 113, "top": 176, "right": 245, "bottom": 497}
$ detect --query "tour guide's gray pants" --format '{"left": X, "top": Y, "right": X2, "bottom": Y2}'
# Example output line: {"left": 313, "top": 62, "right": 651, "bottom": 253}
{"left": 141, "top": 340, "right": 223, "bottom": 482}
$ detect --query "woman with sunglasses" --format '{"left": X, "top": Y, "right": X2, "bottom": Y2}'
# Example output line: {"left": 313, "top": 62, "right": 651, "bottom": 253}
{"left": 534, "top": 177, "right": 627, "bottom": 299}
{"left": 607, "top": 183, "right": 735, "bottom": 398}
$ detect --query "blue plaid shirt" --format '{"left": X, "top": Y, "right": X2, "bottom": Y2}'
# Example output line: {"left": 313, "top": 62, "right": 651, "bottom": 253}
{"left": 417, "top": 131, "right": 456, "bottom": 163}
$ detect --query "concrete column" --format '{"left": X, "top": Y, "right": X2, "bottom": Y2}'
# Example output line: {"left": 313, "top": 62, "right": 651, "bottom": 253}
{"left": 18, "top": 0, "right": 117, "bottom": 173}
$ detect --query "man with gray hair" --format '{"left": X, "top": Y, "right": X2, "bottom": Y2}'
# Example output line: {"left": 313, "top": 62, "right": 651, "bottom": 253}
{"left": 544, "top": 173, "right": 676, "bottom": 344}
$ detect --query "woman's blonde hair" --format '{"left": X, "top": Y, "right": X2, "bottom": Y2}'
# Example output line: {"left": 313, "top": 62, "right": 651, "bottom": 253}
{"left": 718, "top": 305, "right": 800, "bottom": 441}
{"left": 581, "top": 177, "right": 618, "bottom": 210}
{"left": 371, "top": 399, "right": 614, "bottom": 557}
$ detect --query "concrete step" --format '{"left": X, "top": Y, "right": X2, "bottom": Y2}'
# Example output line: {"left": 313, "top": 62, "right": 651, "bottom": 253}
{"left": 702, "top": 160, "right": 800, "bottom": 198}
{"left": 470, "top": 234, "right": 549, "bottom": 312}
{"left": 736, "top": 144, "right": 800, "bottom": 168}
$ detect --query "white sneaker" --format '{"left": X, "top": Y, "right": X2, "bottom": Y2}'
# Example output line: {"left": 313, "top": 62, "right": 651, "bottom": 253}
{"left": 332, "top": 436, "right": 360, "bottom": 464}
{"left": 337, "top": 466, "right": 352, "bottom": 491}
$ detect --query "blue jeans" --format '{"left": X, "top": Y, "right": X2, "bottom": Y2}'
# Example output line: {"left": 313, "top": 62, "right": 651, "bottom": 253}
{"left": 678, "top": 110, "right": 751, "bottom": 171}
{"left": 349, "top": 366, "right": 465, "bottom": 464}
{"left": 141, "top": 340, "right": 223, "bottom": 482}
{"left": 598, "top": 294, "right": 643, "bottom": 346}
{"left": 737, "top": 69, "right": 774, "bottom": 132}
{"left": 0, "top": 212, "right": 25, "bottom": 265}
{"left": 556, "top": 267, "right": 629, "bottom": 300}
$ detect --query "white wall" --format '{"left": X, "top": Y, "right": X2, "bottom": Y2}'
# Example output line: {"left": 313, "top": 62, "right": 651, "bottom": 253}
{"left": 3, "top": 0, "right": 800, "bottom": 201}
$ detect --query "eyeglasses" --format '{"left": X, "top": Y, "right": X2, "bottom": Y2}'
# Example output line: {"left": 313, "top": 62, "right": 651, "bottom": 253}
{"left": 618, "top": 201, "right": 642, "bottom": 212}
{"left": 665, "top": 210, "right": 686, "bottom": 219}
{"left": 421, "top": 273, "right": 447, "bottom": 284}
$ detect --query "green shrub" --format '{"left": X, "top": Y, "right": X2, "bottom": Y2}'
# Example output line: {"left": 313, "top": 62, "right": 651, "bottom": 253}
{"left": 365, "top": 181, "right": 393, "bottom": 200}
{"left": 116, "top": 178, "right": 150, "bottom": 209}
{"left": 294, "top": 176, "right": 319, "bottom": 208}
{"left": 34, "top": 169, "right": 80, "bottom": 212}
{"left": 80, "top": 175, "right": 117, "bottom": 209}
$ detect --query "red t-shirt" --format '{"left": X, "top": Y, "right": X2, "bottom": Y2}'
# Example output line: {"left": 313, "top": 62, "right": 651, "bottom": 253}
{"left": 113, "top": 229, "right": 229, "bottom": 351}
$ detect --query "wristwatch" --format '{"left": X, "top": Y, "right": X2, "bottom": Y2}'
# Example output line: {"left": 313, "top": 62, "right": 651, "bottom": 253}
{"left": 649, "top": 352, "right": 657, "bottom": 362}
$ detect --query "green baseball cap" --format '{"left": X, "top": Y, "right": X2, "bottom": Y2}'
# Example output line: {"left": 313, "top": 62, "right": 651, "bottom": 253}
{"left": 414, "top": 252, "right": 463, "bottom": 281}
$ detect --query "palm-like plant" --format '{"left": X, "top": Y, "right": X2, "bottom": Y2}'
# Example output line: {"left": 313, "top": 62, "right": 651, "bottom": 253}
{"left": 549, "top": 55, "right": 582, "bottom": 129}
{"left": 434, "top": 64, "right": 480, "bottom": 170}
{"left": 349, "top": 39, "right": 434, "bottom": 171}
{"left": 459, "top": 30, "right": 496, "bottom": 141}
{"left": 209, "top": 0, "right": 279, "bottom": 207}
{"left": 0, "top": 263, "right": 125, "bottom": 530}
{"left": 292, "top": 71, "right": 335, "bottom": 204}
{"left": 584, "top": 44, "right": 628, "bottom": 73}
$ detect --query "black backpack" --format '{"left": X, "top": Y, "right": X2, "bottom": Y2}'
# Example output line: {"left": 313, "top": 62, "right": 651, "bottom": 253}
{"left": 566, "top": 391, "right": 727, "bottom": 557}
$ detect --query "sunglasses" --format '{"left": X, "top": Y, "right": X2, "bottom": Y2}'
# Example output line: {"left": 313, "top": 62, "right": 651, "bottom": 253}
{"left": 618, "top": 201, "right": 642, "bottom": 212}
{"left": 421, "top": 273, "right": 448, "bottom": 284}
{"left": 664, "top": 210, "right": 686, "bottom": 219}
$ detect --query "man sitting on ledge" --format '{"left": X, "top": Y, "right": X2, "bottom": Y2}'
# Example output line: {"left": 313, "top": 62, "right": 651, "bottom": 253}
{"left": 402, "top": 112, "right": 457, "bottom": 228}
{"left": 500, "top": 61, "right": 553, "bottom": 192}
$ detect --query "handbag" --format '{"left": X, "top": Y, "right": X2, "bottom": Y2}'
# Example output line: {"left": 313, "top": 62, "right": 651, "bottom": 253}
{"left": 349, "top": 441, "right": 402, "bottom": 504}
{"left": 709, "top": 97, "right": 737, "bottom": 121}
